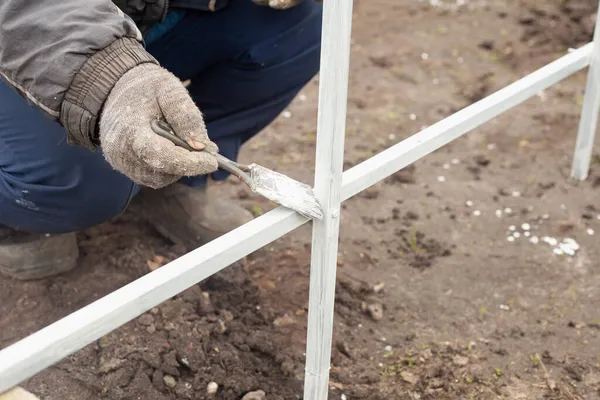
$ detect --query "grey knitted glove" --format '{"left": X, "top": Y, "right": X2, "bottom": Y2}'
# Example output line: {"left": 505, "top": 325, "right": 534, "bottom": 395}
{"left": 99, "top": 63, "right": 218, "bottom": 189}
{"left": 252, "top": 0, "right": 321, "bottom": 10}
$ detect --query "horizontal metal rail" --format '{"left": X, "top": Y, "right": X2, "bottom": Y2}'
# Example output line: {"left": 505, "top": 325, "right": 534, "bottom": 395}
{"left": 0, "top": 42, "right": 593, "bottom": 394}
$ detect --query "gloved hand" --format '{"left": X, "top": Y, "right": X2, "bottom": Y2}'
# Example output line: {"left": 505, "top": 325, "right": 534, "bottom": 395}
{"left": 252, "top": 0, "right": 321, "bottom": 10}
{"left": 99, "top": 63, "right": 219, "bottom": 189}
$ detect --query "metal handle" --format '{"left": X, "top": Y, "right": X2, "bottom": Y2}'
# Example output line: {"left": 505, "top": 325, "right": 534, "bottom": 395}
{"left": 150, "top": 119, "right": 253, "bottom": 187}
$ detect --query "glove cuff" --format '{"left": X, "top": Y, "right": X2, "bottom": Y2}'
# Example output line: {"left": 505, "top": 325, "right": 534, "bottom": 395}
{"left": 61, "top": 37, "right": 158, "bottom": 150}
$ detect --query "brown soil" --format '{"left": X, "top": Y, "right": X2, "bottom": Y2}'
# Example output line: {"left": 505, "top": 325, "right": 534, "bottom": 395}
{"left": 3, "top": 1, "right": 600, "bottom": 399}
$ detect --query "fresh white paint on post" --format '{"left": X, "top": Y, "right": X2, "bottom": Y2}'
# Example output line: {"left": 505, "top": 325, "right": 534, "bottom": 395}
{"left": 0, "top": 39, "right": 594, "bottom": 396}
{"left": 571, "top": 3, "right": 600, "bottom": 180}
{"left": 303, "top": 1, "right": 354, "bottom": 399}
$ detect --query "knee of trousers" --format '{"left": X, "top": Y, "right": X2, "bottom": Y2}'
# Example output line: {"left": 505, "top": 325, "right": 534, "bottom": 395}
{"left": 0, "top": 166, "right": 139, "bottom": 234}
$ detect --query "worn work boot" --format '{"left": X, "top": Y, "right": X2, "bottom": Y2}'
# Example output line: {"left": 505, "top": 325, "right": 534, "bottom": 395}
{"left": 138, "top": 183, "right": 254, "bottom": 250}
{"left": 0, "top": 225, "right": 79, "bottom": 280}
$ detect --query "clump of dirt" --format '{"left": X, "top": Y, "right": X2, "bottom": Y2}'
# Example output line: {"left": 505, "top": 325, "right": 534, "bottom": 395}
{"left": 519, "top": 0, "right": 596, "bottom": 52}
{"left": 391, "top": 228, "right": 452, "bottom": 269}
{"left": 384, "top": 164, "right": 417, "bottom": 185}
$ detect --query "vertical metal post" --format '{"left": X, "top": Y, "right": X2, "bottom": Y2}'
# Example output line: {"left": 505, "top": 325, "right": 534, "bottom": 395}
{"left": 303, "top": 0, "right": 354, "bottom": 399}
{"left": 571, "top": 2, "right": 600, "bottom": 180}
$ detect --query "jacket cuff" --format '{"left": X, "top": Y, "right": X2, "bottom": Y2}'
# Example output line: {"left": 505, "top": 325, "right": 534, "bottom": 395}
{"left": 60, "top": 37, "right": 158, "bottom": 150}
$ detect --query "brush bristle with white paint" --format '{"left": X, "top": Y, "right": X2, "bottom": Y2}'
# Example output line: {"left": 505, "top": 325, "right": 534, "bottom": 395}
{"left": 249, "top": 164, "right": 323, "bottom": 220}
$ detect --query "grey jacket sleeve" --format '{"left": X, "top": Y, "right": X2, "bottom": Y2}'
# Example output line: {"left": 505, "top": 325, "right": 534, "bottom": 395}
{"left": 0, "top": 0, "right": 158, "bottom": 149}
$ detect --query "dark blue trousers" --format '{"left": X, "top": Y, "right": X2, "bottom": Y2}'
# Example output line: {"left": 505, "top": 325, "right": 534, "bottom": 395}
{"left": 0, "top": 0, "right": 322, "bottom": 234}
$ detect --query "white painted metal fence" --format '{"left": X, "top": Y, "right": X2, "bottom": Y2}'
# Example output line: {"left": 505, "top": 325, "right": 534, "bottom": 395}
{"left": 1, "top": 1, "right": 600, "bottom": 398}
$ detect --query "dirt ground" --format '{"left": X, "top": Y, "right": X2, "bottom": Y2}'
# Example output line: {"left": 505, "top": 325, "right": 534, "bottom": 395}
{"left": 2, "top": 0, "right": 600, "bottom": 399}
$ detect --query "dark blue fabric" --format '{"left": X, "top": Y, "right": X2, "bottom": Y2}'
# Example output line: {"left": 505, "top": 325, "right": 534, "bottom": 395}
{"left": 143, "top": 10, "right": 187, "bottom": 45}
{"left": 0, "top": 0, "right": 322, "bottom": 233}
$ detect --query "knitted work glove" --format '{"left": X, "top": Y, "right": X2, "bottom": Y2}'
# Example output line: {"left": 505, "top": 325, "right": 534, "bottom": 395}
{"left": 99, "top": 64, "right": 218, "bottom": 189}
{"left": 252, "top": 0, "right": 321, "bottom": 10}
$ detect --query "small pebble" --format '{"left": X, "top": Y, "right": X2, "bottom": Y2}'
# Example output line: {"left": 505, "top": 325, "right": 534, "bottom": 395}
{"left": 513, "top": 232, "right": 521, "bottom": 238}
{"left": 530, "top": 236, "right": 539, "bottom": 244}
{"left": 138, "top": 314, "right": 154, "bottom": 326}
{"left": 341, "top": 395, "right": 347, "bottom": 400}
{"left": 207, "top": 382, "right": 219, "bottom": 395}
{"left": 451, "top": 158, "right": 460, "bottom": 165}
{"left": 473, "top": 210, "right": 481, "bottom": 216}
{"left": 587, "top": 228, "right": 595, "bottom": 236}
{"left": 298, "top": 94, "right": 307, "bottom": 101}
{"left": 163, "top": 375, "right": 177, "bottom": 388}
{"left": 421, "top": 52, "right": 429, "bottom": 60}
{"left": 438, "top": 176, "right": 446, "bottom": 182}
{"left": 524, "top": 231, "right": 531, "bottom": 237}
{"left": 537, "top": 91, "right": 548, "bottom": 101}
{"left": 563, "top": 238, "right": 580, "bottom": 250}
{"left": 367, "top": 303, "right": 384, "bottom": 321}
{"left": 542, "top": 214, "right": 550, "bottom": 220}
{"left": 521, "top": 223, "right": 531, "bottom": 231}
{"left": 213, "top": 319, "right": 227, "bottom": 334}
{"left": 512, "top": 191, "right": 521, "bottom": 197}
{"left": 504, "top": 208, "right": 513, "bottom": 214}
{"left": 401, "top": 370, "right": 418, "bottom": 385}
{"left": 453, "top": 355, "right": 470, "bottom": 366}
{"left": 509, "top": 225, "right": 516, "bottom": 231}
{"left": 242, "top": 390, "right": 266, "bottom": 400}
{"left": 558, "top": 243, "right": 575, "bottom": 256}
{"left": 385, "top": 345, "right": 392, "bottom": 352}
{"left": 388, "top": 134, "right": 396, "bottom": 140}
{"left": 465, "top": 200, "right": 474, "bottom": 207}
{"left": 499, "top": 304, "right": 510, "bottom": 311}
{"left": 409, "top": 113, "right": 417, "bottom": 120}
{"left": 507, "top": 236, "right": 515, "bottom": 242}
{"left": 282, "top": 110, "right": 292, "bottom": 118}
{"left": 495, "top": 209, "right": 503, "bottom": 218}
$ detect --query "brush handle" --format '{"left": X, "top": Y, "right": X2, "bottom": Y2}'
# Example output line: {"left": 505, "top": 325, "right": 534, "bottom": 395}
{"left": 150, "top": 119, "right": 253, "bottom": 187}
